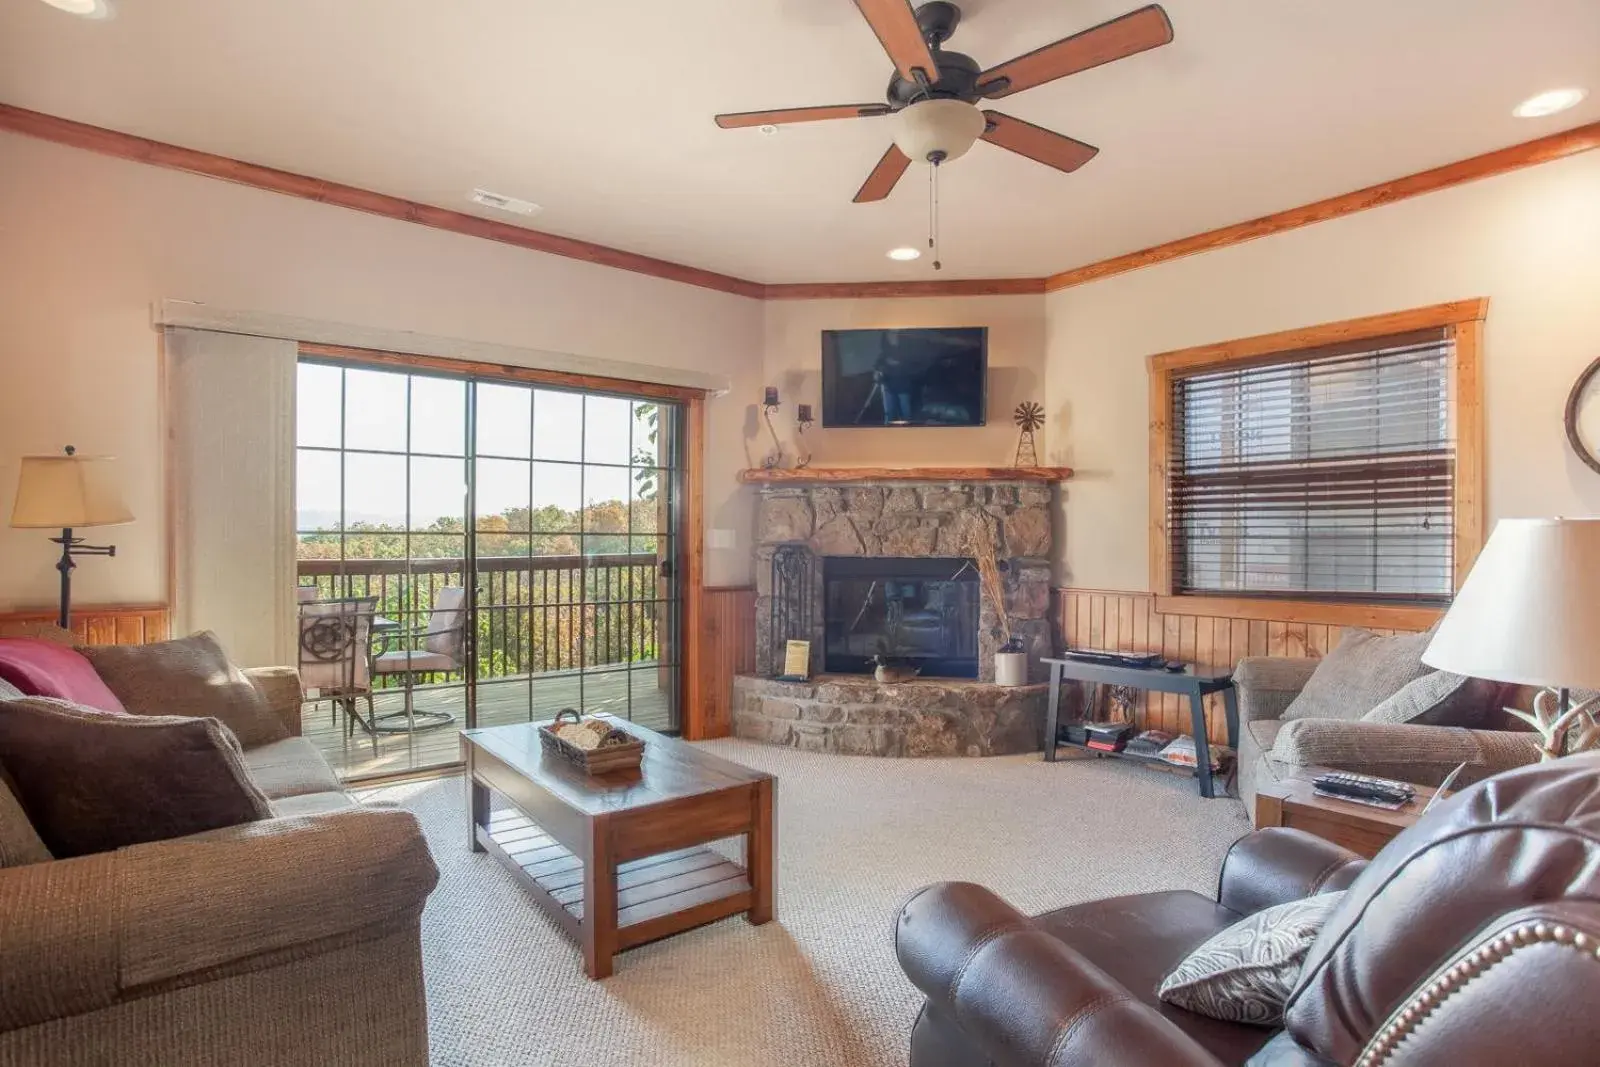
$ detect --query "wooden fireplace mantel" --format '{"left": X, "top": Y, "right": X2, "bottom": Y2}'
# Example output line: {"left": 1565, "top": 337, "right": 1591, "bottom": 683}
{"left": 738, "top": 466, "right": 1073, "bottom": 485}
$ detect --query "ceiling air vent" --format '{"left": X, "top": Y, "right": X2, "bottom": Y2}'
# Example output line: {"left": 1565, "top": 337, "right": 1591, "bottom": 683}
{"left": 468, "top": 189, "right": 541, "bottom": 216}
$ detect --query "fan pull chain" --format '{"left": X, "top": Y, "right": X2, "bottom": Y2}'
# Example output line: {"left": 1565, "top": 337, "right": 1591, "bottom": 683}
{"left": 928, "top": 157, "right": 942, "bottom": 272}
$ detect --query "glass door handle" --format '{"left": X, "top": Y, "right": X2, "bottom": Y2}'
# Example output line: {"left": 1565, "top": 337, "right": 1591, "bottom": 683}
{"left": 659, "top": 560, "right": 674, "bottom": 578}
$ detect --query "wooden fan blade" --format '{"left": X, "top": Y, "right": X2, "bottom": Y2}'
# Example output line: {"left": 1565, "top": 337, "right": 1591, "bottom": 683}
{"left": 978, "top": 4, "right": 1173, "bottom": 99}
{"left": 853, "top": 0, "right": 940, "bottom": 85}
{"left": 981, "top": 112, "right": 1099, "bottom": 173}
{"left": 716, "top": 104, "right": 891, "bottom": 129}
{"left": 853, "top": 145, "right": 911, "bottom": 203}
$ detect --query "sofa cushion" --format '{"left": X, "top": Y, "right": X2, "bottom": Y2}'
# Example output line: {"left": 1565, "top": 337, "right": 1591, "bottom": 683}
{"left": 1281, "top": 628, "right": 1436, "bottom": 722}
{"left": 1361, "top": 670, "right": 1501, "bottom": 728}
{"left": 0, "top": 638, "right": 125, "bottom": 712}
{"left": 1160, "top": 890, "right": 1346, "bottom": 1026}
{"left": 80, "top": 631, "right": 289, "bottom": 748}
{"left": 0, "top": 697, "right": 272, "bottom": 858}
{"left": 269, "top": 790, "right": 358, "bottom": 818}
{"left": 242, "top": 737, "right": 343, "bottom": 799}
{"left": 0, "top": 771, "right": 51, "bottom": 867}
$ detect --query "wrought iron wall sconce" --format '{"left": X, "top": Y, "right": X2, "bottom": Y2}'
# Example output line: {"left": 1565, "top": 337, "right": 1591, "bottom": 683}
{"left": 760, "top": 386, "right": 786, "bottom": 469}
{"left": 795, "top": 403, "right": 814, "bottom": 469}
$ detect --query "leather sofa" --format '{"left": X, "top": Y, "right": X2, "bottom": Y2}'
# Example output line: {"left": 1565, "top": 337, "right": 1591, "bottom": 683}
{"left": 896, "top": 752, "right": 1600, "bottom": 1066}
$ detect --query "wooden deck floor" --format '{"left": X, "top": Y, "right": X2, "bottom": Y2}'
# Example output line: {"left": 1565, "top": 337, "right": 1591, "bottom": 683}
{"left": 303, "top": 668, "right": 675, "bottom": 780}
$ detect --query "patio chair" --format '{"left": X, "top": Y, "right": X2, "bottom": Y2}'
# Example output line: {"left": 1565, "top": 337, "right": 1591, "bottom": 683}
{"left": 371, "top": 586, "right": 465, "bottom": 734}
{"left": 297, "top": 596, "right": 379, "bottom": 751}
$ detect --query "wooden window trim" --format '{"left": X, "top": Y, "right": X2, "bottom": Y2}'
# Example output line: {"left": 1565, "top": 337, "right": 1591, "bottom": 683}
{"left": 1148, "top": 299, "right": 1488, "bottom": 625}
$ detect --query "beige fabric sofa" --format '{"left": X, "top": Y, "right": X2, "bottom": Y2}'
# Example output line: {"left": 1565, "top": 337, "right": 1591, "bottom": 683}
{"left": 0, "top": 661, "right": 439, "bottom": 1067}
{"left": 1234, "top": 656, "right": 1543, "bottom": 821}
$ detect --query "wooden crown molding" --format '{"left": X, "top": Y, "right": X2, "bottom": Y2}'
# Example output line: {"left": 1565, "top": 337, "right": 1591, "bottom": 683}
{"left": 4, "top": 102, "right": 1597, "bottom": 302}
{"left": 761, "top": 278, "right": 1046, "bottom": 300}
{"left": 1047, "top": 121, "right": 1600, "bottom": 291}
{"left": 0, "top": 103, "right": 765, "bottom": 301}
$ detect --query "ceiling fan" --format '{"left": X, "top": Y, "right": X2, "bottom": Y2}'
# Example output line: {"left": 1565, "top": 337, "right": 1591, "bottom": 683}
{"left": 714, "top": 1, "right": 1174, "bottom": 205}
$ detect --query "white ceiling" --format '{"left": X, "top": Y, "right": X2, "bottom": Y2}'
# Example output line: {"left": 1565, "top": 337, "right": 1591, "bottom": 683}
{"left": 2, "top": 0, "right": 1597, "bottom": 284}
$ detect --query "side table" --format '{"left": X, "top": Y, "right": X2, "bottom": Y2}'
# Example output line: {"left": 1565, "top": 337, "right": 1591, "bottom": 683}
{"left": 1041, "top": 657, "right": 1238, "bottom": 799}
{"left": 1254, "top": 769, "right": 1434, "bottom": 858}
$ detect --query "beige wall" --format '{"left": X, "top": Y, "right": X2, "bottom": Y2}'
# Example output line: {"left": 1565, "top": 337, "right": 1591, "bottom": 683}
{"left": 1045, "top": 148, "right": 1600, "bottom": 590}
{"left": 0, "top": 131, "right": 765, "bottom": 609}
{"left": 759, "top": 295, "right": 1047, "bottom": 468}
{"left": 7, "top": 126, "right": 1598, "bottom": 614}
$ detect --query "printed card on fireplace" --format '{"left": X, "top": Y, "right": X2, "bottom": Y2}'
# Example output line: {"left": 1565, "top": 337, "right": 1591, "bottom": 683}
{"left": 779, "top": 640, "right": 812, "bottom": 681}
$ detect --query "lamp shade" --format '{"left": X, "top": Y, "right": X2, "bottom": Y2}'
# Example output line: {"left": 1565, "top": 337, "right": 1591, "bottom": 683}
{"left": 1423, "top": 518, "right": 1600, "bottom": 691}
{"left": 10, "top": 453, "right": 133, "bottom": 529}
{"left": 893, "top": 99, "right": 986, "bottom": 163}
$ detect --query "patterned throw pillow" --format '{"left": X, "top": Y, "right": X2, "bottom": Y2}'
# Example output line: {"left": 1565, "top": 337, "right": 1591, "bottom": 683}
{"left": 80, "top": 631, "right": 288, "bottom": 748}
{"left": 1159, "top": 891, "right": 1345, "bottom": 1026}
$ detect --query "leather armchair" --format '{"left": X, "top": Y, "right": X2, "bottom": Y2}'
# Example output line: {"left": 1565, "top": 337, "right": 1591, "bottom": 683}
{"left": 896, "top": 752, "right": 1600, "bottom": 1066}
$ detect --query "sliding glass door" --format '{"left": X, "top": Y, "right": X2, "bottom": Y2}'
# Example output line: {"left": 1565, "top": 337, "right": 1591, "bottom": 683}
{"left": 295, "top": 358, "right": 685, "bottom": 780}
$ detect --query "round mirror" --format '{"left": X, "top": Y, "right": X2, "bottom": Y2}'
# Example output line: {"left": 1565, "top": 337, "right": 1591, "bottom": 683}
{"left": 1565, "top": 356, "right": 1600, "bottom": 475}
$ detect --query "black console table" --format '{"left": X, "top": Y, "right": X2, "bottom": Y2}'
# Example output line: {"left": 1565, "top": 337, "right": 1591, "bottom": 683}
{"left": 1041, "top": 657, "right": 1239, "bottom": 799}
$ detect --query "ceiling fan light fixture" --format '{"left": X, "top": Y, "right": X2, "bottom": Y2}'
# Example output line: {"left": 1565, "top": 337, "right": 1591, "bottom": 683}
{"left": 892, "top": 99, "right": 986, "bottom": 163}
{"left": 887, "top": 247, "right": 922, "bottom": 261}
{"left": 1513, "top": 88, "right": 1586, "bottom": 118}
{"left": 39, "top": 0, "right": 112, "bottom": 17}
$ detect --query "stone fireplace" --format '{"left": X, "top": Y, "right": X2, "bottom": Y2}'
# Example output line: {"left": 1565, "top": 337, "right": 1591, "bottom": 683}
{"left": 752, "top": 479, "right": 1055, "bottom": 683}
{"left": 732, "top": 471, "right": 1065, "bottom": 759}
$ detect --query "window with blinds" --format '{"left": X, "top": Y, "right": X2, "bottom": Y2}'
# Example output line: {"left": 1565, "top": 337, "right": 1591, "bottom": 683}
{"left": 1166, "top": 327, "right": 1454, "bottom": 604}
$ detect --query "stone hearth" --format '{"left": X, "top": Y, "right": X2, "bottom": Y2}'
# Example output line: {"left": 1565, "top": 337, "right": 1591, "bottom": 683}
{"left": 733, "top": 674, "right": 1048, "bottom": 758}
{"left": 753, "top": 479, "right": 1057, "bottom": 682}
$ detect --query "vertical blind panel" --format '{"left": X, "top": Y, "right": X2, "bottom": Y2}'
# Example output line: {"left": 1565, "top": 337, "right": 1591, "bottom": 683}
{"left": 1169, "top": 330, "right": 1454, "bottom": 603}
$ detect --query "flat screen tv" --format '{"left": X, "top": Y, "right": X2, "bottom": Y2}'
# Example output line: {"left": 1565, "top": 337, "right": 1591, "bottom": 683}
{"left": 821, "top": 327, "right": 987, "bottom": 427}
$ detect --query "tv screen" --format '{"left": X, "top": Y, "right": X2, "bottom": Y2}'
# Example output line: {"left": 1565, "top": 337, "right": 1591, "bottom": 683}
{"left": 821, "top": 327, "right": 987, "bottom": 428}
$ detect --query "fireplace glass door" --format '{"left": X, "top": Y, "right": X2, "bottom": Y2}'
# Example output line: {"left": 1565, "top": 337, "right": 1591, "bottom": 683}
{"left": 822, "top": 556, "right": 979, "bottom": 678}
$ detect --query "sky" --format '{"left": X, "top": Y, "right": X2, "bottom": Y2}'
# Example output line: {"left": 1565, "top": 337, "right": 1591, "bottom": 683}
{"left": 295, "top": 363, "right": 663, "bottom": 530}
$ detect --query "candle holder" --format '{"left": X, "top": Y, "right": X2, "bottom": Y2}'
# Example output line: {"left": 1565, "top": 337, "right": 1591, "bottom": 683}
{"left": 794, "top": 404, "right": 814, "bottom": 469}
{"left": 761, "top": 388, "right": 786, "bottom": 469}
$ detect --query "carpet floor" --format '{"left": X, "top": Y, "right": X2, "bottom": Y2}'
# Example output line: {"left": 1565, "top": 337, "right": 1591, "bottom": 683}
{"left": 368, "top": 741, "right": 1252, "bottom": 1067}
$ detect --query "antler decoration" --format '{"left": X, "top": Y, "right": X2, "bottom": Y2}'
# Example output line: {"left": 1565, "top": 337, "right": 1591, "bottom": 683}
{"left": 1506, "top": 689, "right": 1600, "bottom": 761}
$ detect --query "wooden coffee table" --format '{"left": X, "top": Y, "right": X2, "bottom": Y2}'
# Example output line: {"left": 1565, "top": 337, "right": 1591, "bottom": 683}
{"left": 462, "top": 717, "right": 774, "bottom": 979}
{"left": 1255, "top": 768, "right": 1435, "bottom": 858}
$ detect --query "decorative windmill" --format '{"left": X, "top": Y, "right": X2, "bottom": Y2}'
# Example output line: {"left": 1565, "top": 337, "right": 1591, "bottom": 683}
{"left": 1013, "top": 401, "right": 1044, "bottom": 466}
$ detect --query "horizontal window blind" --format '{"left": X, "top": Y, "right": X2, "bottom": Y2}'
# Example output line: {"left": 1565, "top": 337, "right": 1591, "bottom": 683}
{"left": 1168, "top": 328, "right": 1454, "bottom": 604}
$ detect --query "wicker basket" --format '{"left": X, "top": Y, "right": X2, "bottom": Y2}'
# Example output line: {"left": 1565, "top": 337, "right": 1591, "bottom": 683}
{"left": 538, "top": 709, "right": 645, "bottom": 774}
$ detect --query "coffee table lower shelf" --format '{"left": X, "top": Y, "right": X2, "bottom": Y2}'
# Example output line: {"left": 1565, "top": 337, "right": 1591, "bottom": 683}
{"left": 477, "top": 810, "right": 754, "bottom": 952}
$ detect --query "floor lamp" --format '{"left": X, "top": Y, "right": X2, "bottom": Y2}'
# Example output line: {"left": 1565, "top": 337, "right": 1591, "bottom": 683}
{"left": 10, "top": 446, "right": 133, "bottom": 630}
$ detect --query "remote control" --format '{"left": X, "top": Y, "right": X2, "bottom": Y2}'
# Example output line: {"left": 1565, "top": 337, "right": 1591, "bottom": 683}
{"left": 1314, "top": 771, "right": 1415, "bottom": 806}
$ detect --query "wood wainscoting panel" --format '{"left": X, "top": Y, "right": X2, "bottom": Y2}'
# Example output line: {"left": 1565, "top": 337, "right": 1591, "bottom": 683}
{"left": 1054, "top": 588, "right": 1417, "bottom": 744}
{"left": 0, "top": 605, "right": 171, "bottom": 646}
{"left": 700, "top": 587, "right": 756, "bottom": 739}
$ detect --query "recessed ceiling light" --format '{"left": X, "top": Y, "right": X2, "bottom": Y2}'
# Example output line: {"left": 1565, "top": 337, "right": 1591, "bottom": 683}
{"left": 39, "top": 0, "right": 112, "bottom": 18}
{"left": 469, "top": 188, "right": 541, "bottom": 216}
{"left": 887, "top": 247, "right": 922, "bottom": 262}
{"left": 1513, "top": 88, "right": 1586, "bottom": 118}
{"left": 758, "top": 124, "right": 780, "bottom": 136}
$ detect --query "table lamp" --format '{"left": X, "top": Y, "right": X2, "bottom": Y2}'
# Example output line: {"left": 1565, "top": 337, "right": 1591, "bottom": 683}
{"left": 9, "top": 446, "right": 134, "bottom": 630}
{"left": 1423, "top": 517, "right": 1600, "bottom": 760}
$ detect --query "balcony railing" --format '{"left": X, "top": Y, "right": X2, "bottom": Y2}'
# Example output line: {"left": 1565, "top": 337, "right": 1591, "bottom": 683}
{"left": 296, "top": 552, "right": 667, "bottom": 684}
